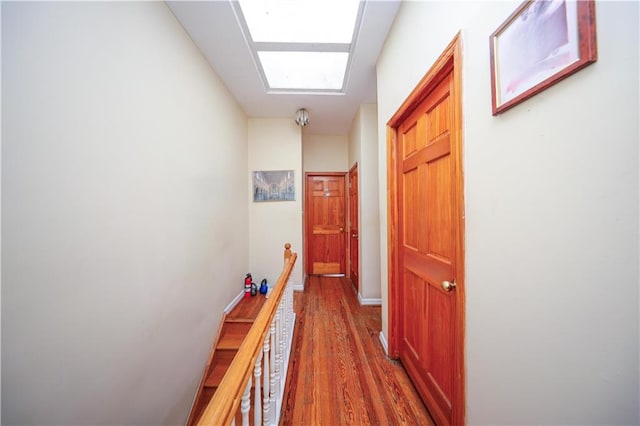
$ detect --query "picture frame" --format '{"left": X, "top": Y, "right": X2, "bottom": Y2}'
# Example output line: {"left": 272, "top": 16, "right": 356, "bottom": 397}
{"left": 490, "top": 0, "right": 597, "bottom": 115}
{"left": 253, "top": 170, "right": 295, "bottom": 202}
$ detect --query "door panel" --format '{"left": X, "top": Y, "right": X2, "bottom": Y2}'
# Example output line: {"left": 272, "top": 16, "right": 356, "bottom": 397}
{"left": 402, "top": 269, "right": 424, "bottom": 362}
{"left": 305, "top": 174, "right": 346, "bottom": 275}
{"left": 398, "top": 72, "right": 458, "bottom": 425}
{"left": 349, "top": 165, "right": 359, "bottom": 289}
{"left": 427, "top": 155, "right": 452, "bottom": 259}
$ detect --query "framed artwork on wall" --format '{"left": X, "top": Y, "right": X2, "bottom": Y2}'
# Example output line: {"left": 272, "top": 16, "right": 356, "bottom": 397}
{"left": 490, "top": 0, "right": 597, "bottom": 115}
{"left": 253, "top": 170, "right": 295, "bottom": 202}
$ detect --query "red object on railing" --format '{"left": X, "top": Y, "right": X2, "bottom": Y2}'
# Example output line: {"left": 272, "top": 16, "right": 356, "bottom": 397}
{"left": 244, "top": 273, "right": 252, "bottom": 298}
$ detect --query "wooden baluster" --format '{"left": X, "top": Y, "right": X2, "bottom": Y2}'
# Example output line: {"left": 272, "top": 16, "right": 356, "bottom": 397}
{"left": 254, "top": 351, "right": 263, "bottom": 426}
{"left": 269, "top": 320, "right": 277, "bottom": 425}
{"left": 262, "top": 334, "right": 270, "bottom": 426}
{"left": 241, "top": 377, "right": 251, "bottom": 426}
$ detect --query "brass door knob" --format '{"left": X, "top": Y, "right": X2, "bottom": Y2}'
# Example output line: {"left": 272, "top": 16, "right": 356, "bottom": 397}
{"left": 441, "top": 280, "right": 456, "bottom": 292}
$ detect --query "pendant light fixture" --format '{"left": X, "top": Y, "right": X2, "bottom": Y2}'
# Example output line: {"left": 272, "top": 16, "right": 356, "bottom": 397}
{"left": 295, "top": 108, "right": 309, "bottom": 127}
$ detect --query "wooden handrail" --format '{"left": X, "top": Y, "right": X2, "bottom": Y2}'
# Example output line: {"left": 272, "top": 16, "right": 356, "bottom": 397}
{"left": 197, "top": 244, "right": 297, "bottom": 425}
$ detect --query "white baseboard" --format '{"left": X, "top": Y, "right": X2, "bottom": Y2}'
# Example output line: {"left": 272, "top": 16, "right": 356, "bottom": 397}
{"left": 357, "top": 293, "right": 382, "bottom": 306}
{"left": 292, "top": 278, "right": 304, "bottom": 292}
{"left": 224, "top": 290, "right": 245, "bottom": 314}
{"left": 379, "top": 331, "right": 389, "bottom": 356}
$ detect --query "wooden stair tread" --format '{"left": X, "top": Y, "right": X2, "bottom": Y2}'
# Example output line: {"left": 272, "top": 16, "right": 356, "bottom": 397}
{"left": 225, "top": 317, "right": 255, "bottom": 323}
{"left": 205, "top": 364, "right": 258, "bottom": 390}
{"left": 217, "top": 321, "right": 253, "bottom": 349}
{"left": 205, "top": 362, "right": 229, "bottom": 388}
{"left": 204, "top": 349, "right": 236, "bottom": 388}
{"left": 227, "top": 294, "right": 268, "bottom": 321}
{"left": 217, "top": 333, "right": 245, "bottom": 349}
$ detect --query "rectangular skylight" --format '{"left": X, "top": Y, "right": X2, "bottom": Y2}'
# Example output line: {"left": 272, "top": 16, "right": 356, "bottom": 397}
{"left": 257, "top": 51, "right": 349, "bottom": 90}
{"left": 235, "top": 0, "right": 364, "bottom": 92}
{"left": 238, "top": 0, "right": 360, "bottom": 44}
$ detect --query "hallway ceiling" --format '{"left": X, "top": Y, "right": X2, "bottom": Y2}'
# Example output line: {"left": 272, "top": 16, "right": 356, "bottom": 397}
{"left": 167, "top": 0, "right": 400, "bottom": 135}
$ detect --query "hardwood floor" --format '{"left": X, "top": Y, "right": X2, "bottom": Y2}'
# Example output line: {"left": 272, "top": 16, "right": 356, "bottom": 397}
{"left": 281, "top": 276, "right": 434, "bottom": 425}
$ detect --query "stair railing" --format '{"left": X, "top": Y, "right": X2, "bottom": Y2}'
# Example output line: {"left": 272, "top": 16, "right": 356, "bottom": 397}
{"left": 197, "top": 243, "right": 297, "bottom": 426}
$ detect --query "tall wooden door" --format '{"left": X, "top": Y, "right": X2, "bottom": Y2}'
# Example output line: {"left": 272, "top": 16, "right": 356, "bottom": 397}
{"left": 348, "top": 164, "right": 359, "bottom": 289}
{"left": 305, "top": 173, "right": 347, "bottom": 275}
{"left": 389, "top": 37, "right": 464, "bottom": 426}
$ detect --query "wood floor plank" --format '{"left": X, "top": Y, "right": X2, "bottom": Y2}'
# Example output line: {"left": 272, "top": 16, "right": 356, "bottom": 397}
{"left": 281, "top": 276, "right": 434, "bottom": 425}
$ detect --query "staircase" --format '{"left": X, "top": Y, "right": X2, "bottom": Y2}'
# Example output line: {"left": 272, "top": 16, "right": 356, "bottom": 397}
{"left": 188, "top": 243, "right": 297, "bottom": 426}
{"left": 188, "top": 293, "right": 267, "bottom": 425}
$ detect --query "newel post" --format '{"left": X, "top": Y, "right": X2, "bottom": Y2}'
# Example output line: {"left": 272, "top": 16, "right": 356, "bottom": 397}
{"left": 284, "top": 243, "right": 292, "bottom": 264}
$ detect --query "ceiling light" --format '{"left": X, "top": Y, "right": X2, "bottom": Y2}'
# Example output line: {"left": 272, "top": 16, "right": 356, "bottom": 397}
{"left": 295, "top": 109, "right": 309, "bottom": 127}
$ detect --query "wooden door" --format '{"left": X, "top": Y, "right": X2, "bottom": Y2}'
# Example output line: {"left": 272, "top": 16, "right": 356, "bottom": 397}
{"left": 305, "top": 173, "right": 347, "bottom": 275}
{"left": 348, "top": 164, "right": 359, "bottom": 290}
{"left": 388, "top": 36, "right": 464, "bottom": 426}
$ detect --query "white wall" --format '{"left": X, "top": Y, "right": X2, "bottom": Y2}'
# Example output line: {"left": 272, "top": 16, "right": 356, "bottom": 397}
{"left": 377, "top": 1, "right": 639, "bottom": 424}
{"left": 348, "top": 104, "right": 381, "bottom": 302}
{"left": 302, "top": 134, "right": 348, "bottom": 172}
{"left": 348, "top": 109, "right": 363, "bottom": 294}
{"left": 2, "top": 2, "right": 248, "bottom": 424}
{"left": 248, "top": 119, "right": 303, "bottom": 289}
